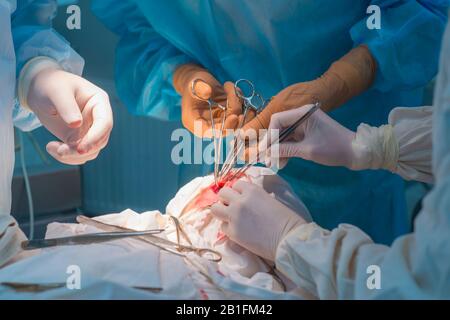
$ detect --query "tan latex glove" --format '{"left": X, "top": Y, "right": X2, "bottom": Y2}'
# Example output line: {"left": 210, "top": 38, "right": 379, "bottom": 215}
{"left": 173, "top": 64, "right": 246, "bottom": 137}
{"left": 242, "top": 45, "right": 377, "bottom": 133}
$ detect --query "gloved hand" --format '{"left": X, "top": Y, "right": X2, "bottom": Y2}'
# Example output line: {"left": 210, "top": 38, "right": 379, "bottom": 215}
{"left": 173, "top": 63, "right": 245, "bottom": 137}
{"left": 20, "top": 57, "right": 113, "bottom": 165}
{"left": 261, "top": 105, "right": 356, "bottom": 170}
{"left": 262, "top": 104, "right": 408, "bottom": 175}
{"left": 210, "top": 180, "right": 306, "bottom": 261}
{"left": 242, "top": 45, "right": 376, "bottom": 133}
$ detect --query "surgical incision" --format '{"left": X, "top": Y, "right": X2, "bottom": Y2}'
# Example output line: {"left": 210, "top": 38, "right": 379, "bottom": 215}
{"left": 180, "top": 171, "right": 248, "bottom": 217}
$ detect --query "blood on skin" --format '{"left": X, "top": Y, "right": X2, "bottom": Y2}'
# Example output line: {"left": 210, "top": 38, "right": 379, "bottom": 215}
{"left": 215, "top": 230, "right": 228, "bottom": 243}
{"left": 180, "top": 172, "right": 247, "bottom": 216}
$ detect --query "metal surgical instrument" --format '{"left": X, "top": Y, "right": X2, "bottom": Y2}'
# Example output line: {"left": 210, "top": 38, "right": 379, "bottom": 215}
{"left": 219, "top": 79, "right": 269, "bottom": 180}
{"left": 21, "top": 228, "right": 166, "bottom": 250}
{"left": 191, "top": 78, "right": 227, "bottom": 187}
{"left": 225, "top": 102, "right": 321, "bottom": 181}
{"left": 76, "top": 215, "right": 222, "bottom": 262}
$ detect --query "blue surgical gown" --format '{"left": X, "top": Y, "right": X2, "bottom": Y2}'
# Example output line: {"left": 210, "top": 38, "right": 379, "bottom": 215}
{"left": 1, "top": 0, "right": 83, "bottom": 217}
{"left": 12, "top": 0, "right": 84, "bottom": 131}
{"left": 92, "top": 0, "right": 449, "bottom": 244}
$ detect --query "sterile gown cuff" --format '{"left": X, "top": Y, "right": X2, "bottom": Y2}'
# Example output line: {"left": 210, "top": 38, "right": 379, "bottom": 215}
{"left": 12, "top": 99, "right": 41, "bottom": 132}
{"left": 275, "top": 223, "right": 330, "bottom": 295}
{"left": 388, "top": 106, "right": 433, "bottom": 183}
{"left": 13, "top": 29, "right": 84, "bottom": 131}
{"left": 15, "top": 29, "right": 84, "bottom": 78}
{"left": 134, "top": 54, "right": 192, "bottom": 121}
{"left": 351, "top": 123, "right": 398, "bottom": 172}
{"left": 18, "top": 56, "right": 61, "bottom": 112}
{"left": 351, "top": 106, "right": 433, "bottom": 183}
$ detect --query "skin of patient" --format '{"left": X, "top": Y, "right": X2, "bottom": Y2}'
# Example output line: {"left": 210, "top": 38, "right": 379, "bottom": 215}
{"left": 181, "top": 172, "right": 248, "bottom": 216}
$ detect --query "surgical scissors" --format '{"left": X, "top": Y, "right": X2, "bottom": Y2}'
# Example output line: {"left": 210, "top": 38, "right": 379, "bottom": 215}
{"left": 191, "top": 78, "right": 227, "bottom": 187}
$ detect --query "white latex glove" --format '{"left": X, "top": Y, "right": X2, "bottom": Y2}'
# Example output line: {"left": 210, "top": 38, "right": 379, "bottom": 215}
{"left": 261, "top": 105, "right": 356, "bottom": 170}
{"left": 19, "top": 58, "right": 113, "bottom": 165}
{"left": 210, "top": 180, "right": 306, "bottom": 261}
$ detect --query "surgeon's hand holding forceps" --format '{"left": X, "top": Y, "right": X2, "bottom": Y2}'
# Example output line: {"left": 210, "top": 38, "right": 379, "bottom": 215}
{"left": 219, "top": 79, "right": 269, "bottom": 180}
{"left": 191, "top": 78, "right": 269, "bottom": 183}
{"left": 190, "top": 78, "right": 228, "bottom": 187}
{"left": 191, "top": 77, "right": 320, "bottom": 182}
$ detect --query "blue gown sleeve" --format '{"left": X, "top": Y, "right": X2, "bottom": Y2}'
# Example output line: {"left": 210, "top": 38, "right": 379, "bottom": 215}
{"left": 91, "top": 0, "right": 192, "bottom": 121}
{"left": 11, "top": 0, "right": 84, "bottom": 132}
{"left": 350, "top": 0, "right": 449, "bottom": 92}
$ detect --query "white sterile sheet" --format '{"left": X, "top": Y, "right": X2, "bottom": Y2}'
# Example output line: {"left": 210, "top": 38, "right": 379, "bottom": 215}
{"left": 0, "top": 167, "right": 313, "bottom": 300}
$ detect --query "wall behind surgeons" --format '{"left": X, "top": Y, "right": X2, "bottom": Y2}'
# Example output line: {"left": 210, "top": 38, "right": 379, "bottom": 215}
{"left": 53, "top": 0, "right": 205, "bottom": 214}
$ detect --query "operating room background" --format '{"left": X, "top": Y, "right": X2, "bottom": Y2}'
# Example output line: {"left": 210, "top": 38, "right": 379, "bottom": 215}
{"left": 12, "top": 0, "right": 207, "bottom": 238}
{"left": 11, "top": 0, "right": 432, "bottom": 238}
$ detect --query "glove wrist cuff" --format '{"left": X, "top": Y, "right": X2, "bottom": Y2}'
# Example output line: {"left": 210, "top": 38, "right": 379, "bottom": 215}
{"left": 18, "top": 56, "right": 61, "bottom": 112}
{"left": 351, "top": 123, "right": 399, "bottom": 171}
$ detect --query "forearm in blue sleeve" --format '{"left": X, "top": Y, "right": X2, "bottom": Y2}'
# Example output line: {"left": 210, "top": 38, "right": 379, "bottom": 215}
{"left": 12, "top": 0, "right": 84, "bottom": 131}
{"left": 350, "top": 0, "right": 448, "bottom": 92}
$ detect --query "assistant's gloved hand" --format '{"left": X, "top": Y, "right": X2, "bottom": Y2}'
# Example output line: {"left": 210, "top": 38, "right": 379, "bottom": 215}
{"left": 262, "top": 105, "right": 409, "bottom": 177}
{"left": 261, "top": 105, "right": 356, "bottom": 169}
{"left": 19, "top": 57, "right": 113, "bottom": 165}
{"left": 210, "top": 180, "right": 306, "bottom": 261}
{"left": 242, "top": 45, "right": 376, "bottom": 132}
{"left": 173, "top": 63, "right": 244, "bottom": 137}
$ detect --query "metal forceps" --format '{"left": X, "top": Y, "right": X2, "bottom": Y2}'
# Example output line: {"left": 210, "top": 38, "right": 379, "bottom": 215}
{"left": 76, "top": 215, "right": 222, "bottom": 263}
{"left": 228, "top": 102, "right": 321, "bottom": 180}
{"left": 220, "top": 79, "right": 268, "bottom": 180}
{"left": 21, "top": 228, "right": 165, "bottom": 250}
{"left": 234, "top": 79, "right": 268, "bottom": 127}
{"left": 191, "top": 79, "right": 227, "bottom": 186}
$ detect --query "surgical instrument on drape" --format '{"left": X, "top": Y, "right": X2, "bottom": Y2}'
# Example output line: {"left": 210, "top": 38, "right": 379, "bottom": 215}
{"left": 76, "top": 215, "right": 222, "bottom": 262}
{"left": 21, "top": 228, "right": 166, "bottom": 250}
